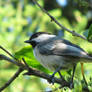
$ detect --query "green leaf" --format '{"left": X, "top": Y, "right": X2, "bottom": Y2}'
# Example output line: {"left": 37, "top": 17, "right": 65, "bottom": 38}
{"left": 14, "top": 46, "right": 49, "bottom": 73}
{"left": 87, "top": 24, "right": 92, "bottom": 42}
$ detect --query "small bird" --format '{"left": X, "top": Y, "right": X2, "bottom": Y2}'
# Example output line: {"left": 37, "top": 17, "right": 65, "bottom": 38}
{"left": 25, "top": 32, "right": 92, "bottom": 85}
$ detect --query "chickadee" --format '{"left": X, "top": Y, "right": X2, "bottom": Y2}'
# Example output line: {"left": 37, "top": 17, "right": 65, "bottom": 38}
{"left": 25, "top": 32, "right": 92, "bottom": 84}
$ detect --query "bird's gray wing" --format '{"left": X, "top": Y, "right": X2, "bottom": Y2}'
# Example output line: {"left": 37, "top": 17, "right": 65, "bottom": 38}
{"left": 38, "top": 39, "right": 89, "bottom": 58}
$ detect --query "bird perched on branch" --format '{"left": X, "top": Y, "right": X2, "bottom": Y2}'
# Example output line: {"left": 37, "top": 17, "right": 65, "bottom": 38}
{"left": 25, "top": 32, "right": 92, "bottom": 86}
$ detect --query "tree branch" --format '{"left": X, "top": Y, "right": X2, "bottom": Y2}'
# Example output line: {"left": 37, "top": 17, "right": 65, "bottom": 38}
{"left": 0, "top": 54, "right": 21, "bottom": 66}
{"left": 32, "top": 0, "right": 87, "bottom": 41}
{"left": 0, "top": 68, "right": 23, "bottom": 92}
{"left": 0, "top": 54, "right": 69, "bottom": 87}
{"left": 0, "top": 45, "right": 17, "bottom": 60}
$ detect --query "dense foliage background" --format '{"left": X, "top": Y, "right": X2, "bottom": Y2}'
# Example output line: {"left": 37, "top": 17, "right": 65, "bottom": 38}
{"left": 0, "top": 0, "right": 92, "bottom": 92}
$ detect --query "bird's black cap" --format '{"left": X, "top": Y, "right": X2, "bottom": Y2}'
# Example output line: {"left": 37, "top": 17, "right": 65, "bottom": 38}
{"left": 29, "top": 32, "right": 50, "bottom": 40}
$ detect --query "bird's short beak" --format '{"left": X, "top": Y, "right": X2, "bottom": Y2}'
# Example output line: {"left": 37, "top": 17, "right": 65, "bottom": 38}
{"left": 24, "top": 40, "right": 31, "bottom": 43}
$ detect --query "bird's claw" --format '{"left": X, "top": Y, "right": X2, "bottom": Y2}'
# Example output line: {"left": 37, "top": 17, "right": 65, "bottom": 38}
{"left": 48, "top": 75, "right": 55, "bottom": 84}
{"left": 69, "top": 81, "right": 74, "bottom": 89}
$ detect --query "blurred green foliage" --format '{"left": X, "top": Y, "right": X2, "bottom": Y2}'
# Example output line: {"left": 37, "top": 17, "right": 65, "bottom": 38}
{"left": 0, "top": 0, "right": 92, "bottom": 92}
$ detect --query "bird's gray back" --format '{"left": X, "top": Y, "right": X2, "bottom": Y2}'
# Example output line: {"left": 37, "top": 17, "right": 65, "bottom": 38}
{"left": 37, "top": 37, "right": 92, "bottom": 61}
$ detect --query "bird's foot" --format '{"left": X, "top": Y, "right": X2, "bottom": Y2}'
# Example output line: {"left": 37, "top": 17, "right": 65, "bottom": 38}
{"left": 48, "top": 75, "right": 55, "bottom": 85}
{"left": 69, "top": 81, "right": 74, "bottom": 89}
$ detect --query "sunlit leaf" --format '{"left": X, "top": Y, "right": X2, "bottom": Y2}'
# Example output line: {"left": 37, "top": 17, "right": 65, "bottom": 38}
{"left": 14, "top": 46, "right": 49, "bottom": 73}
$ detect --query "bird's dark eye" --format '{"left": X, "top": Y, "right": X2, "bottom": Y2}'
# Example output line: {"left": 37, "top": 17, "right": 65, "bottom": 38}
{"left": 30, "top": 41, "right": 38, "bottom": 48}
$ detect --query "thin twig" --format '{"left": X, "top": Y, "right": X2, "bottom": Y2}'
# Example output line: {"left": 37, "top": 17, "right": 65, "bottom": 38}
{"left": 0, "top": 54, "right": 22, "bottom": 66}
{"left": 32, "top": 0, "right": 87, "bottom": 41}
{"left": 0, "top": 68, "right": 23, "bottom": 91}
{"left": 22, "top": 58, "right": 30, "bottom": 70}
{"left": 0, "top": 45, "right": 17, "bottom": 60}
